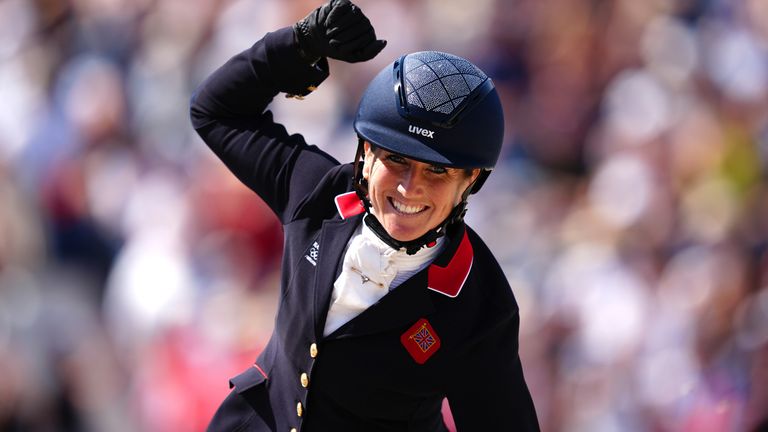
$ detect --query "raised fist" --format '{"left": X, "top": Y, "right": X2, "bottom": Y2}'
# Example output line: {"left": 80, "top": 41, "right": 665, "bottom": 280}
{"left": 294, "top": 0, "right": 387, "bottom": 64}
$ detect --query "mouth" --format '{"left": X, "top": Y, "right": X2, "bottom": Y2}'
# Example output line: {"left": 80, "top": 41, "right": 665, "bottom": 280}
{"left": 388, "top": 197, "right": 427, "bottom": 215}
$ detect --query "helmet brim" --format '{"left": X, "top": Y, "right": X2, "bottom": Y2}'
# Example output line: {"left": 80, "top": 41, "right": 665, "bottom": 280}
{"left": 354, "top": 121, "right": 461, "bottom": 167}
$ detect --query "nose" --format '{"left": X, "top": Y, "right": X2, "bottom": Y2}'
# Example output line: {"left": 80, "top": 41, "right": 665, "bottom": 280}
{"left": 396, "top": 167, "right": 425, "bottom": 197}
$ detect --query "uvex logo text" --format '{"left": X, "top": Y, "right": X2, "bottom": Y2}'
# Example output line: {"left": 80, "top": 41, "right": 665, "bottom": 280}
{"left": 408, "top": 125, "right": 435, "bottom": 138}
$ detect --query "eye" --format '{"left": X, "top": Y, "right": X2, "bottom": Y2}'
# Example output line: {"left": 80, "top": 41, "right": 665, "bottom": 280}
{"left": 386, "top": 154, "right": 407, "bottom": 164}
{"left": 428, "top": 165, "right": 448, "bottom": 174}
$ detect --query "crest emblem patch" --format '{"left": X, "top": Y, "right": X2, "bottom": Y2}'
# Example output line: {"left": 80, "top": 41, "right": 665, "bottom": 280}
{"left": 401, "top": 318, "right": 441, "bottom": 364}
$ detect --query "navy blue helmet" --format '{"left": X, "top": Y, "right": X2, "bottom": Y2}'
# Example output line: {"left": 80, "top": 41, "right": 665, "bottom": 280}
{"left": 353, "top": 51, "right": 504, "bottom": 193}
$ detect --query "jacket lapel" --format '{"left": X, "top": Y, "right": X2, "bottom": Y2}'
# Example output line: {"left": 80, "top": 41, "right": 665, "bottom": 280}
{"left": 318, "top": 222, "right": 471, "bottom": 340}
{"left": 312, "top": 214, "right": 362, "bottom": 338}
{"left": 324, "top": 271, "right": 435, "bottom": 339}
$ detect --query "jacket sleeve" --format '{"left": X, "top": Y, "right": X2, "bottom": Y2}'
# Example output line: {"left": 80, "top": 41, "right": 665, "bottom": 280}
{"left": 445, "top": 310, "right": 540, "bottom": 431}
{"left": 189, "top": 26, "right": 340, "bottom": 224}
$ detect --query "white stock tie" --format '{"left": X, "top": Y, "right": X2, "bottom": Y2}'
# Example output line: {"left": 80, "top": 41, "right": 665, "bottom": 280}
{"left": 323, "top": 233, "right": 397, "bottom": 335}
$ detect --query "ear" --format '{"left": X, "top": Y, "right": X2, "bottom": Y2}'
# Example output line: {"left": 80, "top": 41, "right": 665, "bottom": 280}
{"left": 463, "top": 169, "right": 481, "bottom": 191}
{"left": 469, "top": 168, "right": 482, "bottom": 184}
{"left": 459, "top": 169, "right": 482, "bottom": 203}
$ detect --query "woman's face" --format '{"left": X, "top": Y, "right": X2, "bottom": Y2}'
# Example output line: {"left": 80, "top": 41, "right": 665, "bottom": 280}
{"left": 362, "top": 142, "right": 480, "bottom": 242}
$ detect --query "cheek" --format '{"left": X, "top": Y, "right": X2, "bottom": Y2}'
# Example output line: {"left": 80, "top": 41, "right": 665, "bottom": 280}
{"left": 368, "top": 163, "right": 392, "bottom": 189}
{"left": 366, "top": 167, "right": 383, "bottom": 201}
{"left": 436, "top": 181, "right": 468, "bottom": 208}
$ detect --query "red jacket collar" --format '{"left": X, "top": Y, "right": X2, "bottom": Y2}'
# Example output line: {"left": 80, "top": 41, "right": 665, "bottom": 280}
{"left": 427, "top": 229, "right": 473, "bottom": 298}
{"left": 334, "top": 191, "right": 365, "bottom": 219}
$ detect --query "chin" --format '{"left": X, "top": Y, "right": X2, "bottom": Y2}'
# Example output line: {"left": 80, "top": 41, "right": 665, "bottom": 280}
{"left": 384, "top": 224, "right": 426, "bottom": 243}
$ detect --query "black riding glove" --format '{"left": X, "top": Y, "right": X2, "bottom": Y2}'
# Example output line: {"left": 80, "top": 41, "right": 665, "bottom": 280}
{"left": 293, "top": 0, "right": 387, "bottom": 64}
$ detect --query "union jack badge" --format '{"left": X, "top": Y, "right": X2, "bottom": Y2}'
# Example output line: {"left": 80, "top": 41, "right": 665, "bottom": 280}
{"left": 400, "top": 318, "right": 441, "bottom": 364}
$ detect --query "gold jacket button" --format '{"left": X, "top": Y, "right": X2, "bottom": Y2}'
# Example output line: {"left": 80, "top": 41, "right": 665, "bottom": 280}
{"left": 297, "top": 401, "right": 304, "bottom": 417}
{"left": 300, "top": 372, "right": 309, "bottom": 388}
{"left": 309, "top": 343, "right": 318, "bottom": 358}
{"left": 290, "top": 429, "right": 297, "bottom": 432}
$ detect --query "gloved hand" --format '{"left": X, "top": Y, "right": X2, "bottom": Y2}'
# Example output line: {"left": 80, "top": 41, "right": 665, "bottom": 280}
{"left": 293, "top": 0, "right": 387, "bottom": 64}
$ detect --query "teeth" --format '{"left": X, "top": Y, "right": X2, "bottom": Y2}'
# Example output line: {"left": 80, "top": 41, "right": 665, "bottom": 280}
{"left": 392, "top": 199, "right": 425, "bottom": 214}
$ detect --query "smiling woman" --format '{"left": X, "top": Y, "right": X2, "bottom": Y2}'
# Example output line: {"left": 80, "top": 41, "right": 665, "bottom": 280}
{"left": 190, "top": 0, "right": 539, "bottom": 430}
{"left": 363, "top": 143, "right": 480, "bottom": 242}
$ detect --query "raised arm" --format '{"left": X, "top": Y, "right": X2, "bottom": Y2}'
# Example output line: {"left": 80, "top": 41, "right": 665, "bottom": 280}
{"left": 190, "top": 0, "right": 386, "bottom": 223}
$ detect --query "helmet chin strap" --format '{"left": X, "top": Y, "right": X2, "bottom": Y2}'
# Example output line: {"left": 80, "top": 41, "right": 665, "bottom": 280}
{"left": 352, "top": 138, "right": 474, "bottom": 255}
{"left": 362, "top": 203, "right": 466, "bottom": 255}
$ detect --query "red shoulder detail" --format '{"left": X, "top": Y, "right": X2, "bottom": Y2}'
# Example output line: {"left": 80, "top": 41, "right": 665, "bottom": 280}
{"left": 427, "top": 231, "right": 473, "bottom": 298}
{"left": 334, "top": 191, "right": 365, "bottom": 219}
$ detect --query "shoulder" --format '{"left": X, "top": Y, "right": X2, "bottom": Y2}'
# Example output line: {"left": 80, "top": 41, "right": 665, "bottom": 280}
{"left": 426, "top": 226, "right": 521, "bottom": 371}
{"left": 427, "top": 225, "right": 518, "bottom": 344}
{"left": 289, "top": 162, "right": 357, "bottom": 222}
{"left": 464, "top": 225, "right": 518, "bottom": 310}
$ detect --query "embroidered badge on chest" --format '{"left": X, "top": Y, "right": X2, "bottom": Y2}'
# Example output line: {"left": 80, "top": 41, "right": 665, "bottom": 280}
{"left": 401, "top": 318, "right": 441, "bottom": 364}
{"left": 304, "top": 240, "right": 320, "bottom": 266}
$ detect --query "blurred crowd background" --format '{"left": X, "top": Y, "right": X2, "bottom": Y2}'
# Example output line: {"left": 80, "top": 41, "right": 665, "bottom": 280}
{"left": 1, "top": 0, "right": 768, "bottom": 431}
